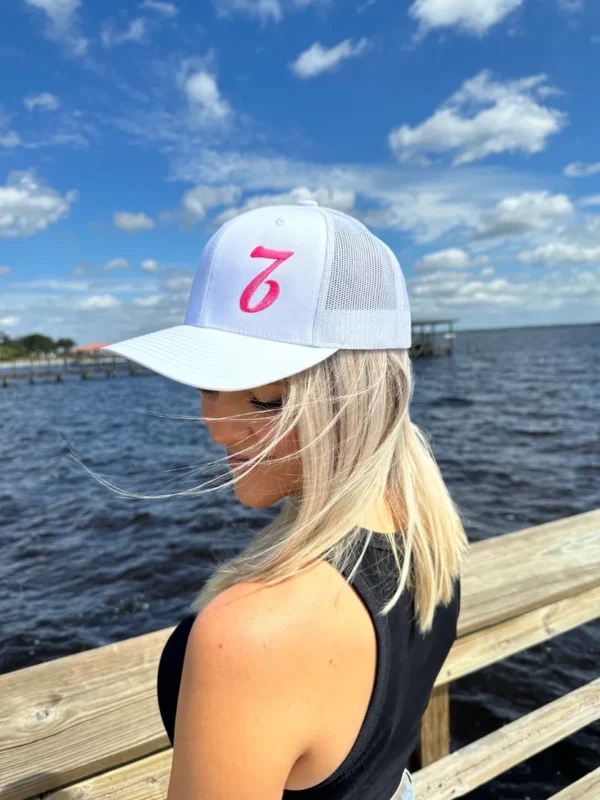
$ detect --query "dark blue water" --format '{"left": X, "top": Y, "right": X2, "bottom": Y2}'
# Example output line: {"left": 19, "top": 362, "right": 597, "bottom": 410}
{"left": 1, "top": 324, "right": 598, "bottom": 799}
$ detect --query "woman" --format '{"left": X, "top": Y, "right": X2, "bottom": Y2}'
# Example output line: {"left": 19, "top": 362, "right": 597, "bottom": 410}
{"left": 102, "top": 200, "right": 469, "bottom": 800}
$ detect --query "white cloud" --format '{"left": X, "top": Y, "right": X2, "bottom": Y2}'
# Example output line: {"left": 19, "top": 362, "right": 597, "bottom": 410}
{"left": 1, "top": 107, "right": 21, "bottom": 148}
{"left": 564, "top": 161, "right": 600, "bottom": 178}
{"left": 113, "top": 211, "right": 155, "bottom": 232}
{"left": 14, "top": 278, "right": 89, "bottom": 290}
{"left": 79, "top": 295, "right": 122, "bottom": 310}
{"left": 29, "top": 131, "right": 89, "bottom": 148}
{"left": 217, "top": 186, "right": 356, "bottom": 223}
{"left": 104, "top": 258, "right": 130, "bottom": 270}
{"left": 160, "top": 184, "right": 242, "bottom": 228}
{"left": 416, "top": 248, "right": 490, "bottom": 271}
{"left": 290, "top": 38, "right": 369, "bottom": 79}
{"left": 0, "top": 170, "right": 77, "bottom": 238}
{"left": 165, "top": 274, "right": 193, "bottom": 292}
{"left": 180, "top": 184, "right": 241, "bottom": 222}
{"left": 473, "top": 191, "right": 574, "bottom": 240}
{"left": 0, "top": 266, "right": 12, "bottom": 276}
{"left": 133, "top": 295, "right": 162, "bottom": 307}
{"left": 140, "top": 0, "right": 179, "bottom": 15}
{"left": 0, "top": 316, "right": 19, "bottom": 327}
{"left": 25, "top": 0, "right": 79, "bottom": 30}
{"left": 389, "top": 71, "right": 567, "bottom": 166}
{"left": 409, "top": 0, "right": 524, "bottom": 37}
{"left": 9, "top": 277, "right": 159, "bottom": 293}
{"left": 407, "top": 263, "right": 600, "bottom": 322}
{"left": 171, "top": 148, "right": 535, "bottom": 243}
{"left": 24, "top": 0, "right": 88, "bottom": 55}
{"left": 581, "top": 195, "right": 600, "bottom": 207}
{"left": 0, "top": 273, "right": 190, "bottom": 342}
{"left": 558, "top": 0, "right": 584, "bottom": 12}
{"left": 182, "top": 70, "right": 231, "bottom": 124}
{"left": 213, "top": 0, "right": 283, "bottom": 22}
{"left": 1, "top": 132, "right": 21, "bottom": 148}
{"left": 101, "top": 17, "right": 148, "bottom": 47}
{"left": 24, "top": 92, "right": 61, "bottom": 112}
{"left": 362, "top": 192, "right": 478, "bottom": 243}
{"left": 518, "top": 243, "right": 600, "bottom": 266}
{"left": 140, "top": 258, "right": 159, "bottom": 272}
{"left": 212, "top": 0, "right": 327, "bottom": 22}
{"left": 1, "top": 99, "right": 89, "bottom": 148}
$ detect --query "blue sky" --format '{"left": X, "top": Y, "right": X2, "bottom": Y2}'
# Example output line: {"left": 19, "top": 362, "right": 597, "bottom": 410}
{"left": 1, "top": 0, "right": 599, "bottom": 344}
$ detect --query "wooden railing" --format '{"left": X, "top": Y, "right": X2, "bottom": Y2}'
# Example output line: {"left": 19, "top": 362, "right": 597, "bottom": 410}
{"left": 1, "top": 509, "right": 599, "bottom": 800}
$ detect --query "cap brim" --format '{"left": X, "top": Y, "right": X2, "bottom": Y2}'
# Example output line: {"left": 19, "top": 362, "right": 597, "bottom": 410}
{"left": 100, "top": 324, "right": 337, "bottom": 391}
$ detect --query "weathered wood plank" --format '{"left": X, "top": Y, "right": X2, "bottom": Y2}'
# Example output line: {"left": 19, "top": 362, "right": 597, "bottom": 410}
{"left": 435, "top": 583, "right": 600, "bottom": 687}
{"left": 1, "top": 509, "right": 599, "bottom": 800}
{"left": 419, "top": 684, "right": 450, "bottom": 767}
{"left": 458, "top": 508, "right": 600, "bottom": 637}
{"left": 0, "top": 629, "right": 172, "bottom": 800}
{"left": 33, "top": 680, "right": 600, "bottom": 800}
{"left": 546, "top": 766, "right": 600, "bottom": 799}
{"left": 412, "top": 677, "right": 600, "bottom": 800}
{"left": 42, "top": 750, "right": 172, "bottom": 800}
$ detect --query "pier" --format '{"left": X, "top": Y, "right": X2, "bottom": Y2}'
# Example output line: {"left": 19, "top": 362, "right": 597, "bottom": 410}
{"left": 1, "top": 320, "right": 459, "bottom": 388}
{"left": 0, "top": 351, "right": 149, "bottom": 387}
{"left": 1, "top": 508, "right": 598, "bottom": 799}
{"left": 411, "top": 318, "right": 458, "bottom": 357}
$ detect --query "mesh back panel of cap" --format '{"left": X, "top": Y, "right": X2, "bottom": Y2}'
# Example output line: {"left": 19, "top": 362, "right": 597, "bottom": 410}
{"left": 313, "top": 209, "right": 409, "bottom": 349}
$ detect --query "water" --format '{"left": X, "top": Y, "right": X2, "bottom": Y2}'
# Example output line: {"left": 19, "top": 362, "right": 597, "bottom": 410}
{"left": 1, "top": 324, "right": 598, "bottom": 799}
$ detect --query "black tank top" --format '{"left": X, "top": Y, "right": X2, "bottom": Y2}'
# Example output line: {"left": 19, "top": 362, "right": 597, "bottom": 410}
{"left": 157, "top": 530, "right": 461, "bottom": 800}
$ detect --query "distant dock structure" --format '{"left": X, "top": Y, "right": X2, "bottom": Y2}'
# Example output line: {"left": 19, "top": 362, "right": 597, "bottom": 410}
{"left": 2, "top": 321, "right": 459, "bottom": 386}
{"left": 411, "top": 319, "right": 457, "bottom": 357}
{"left": 0, "top": 343, "right": 148, "bottom": 387}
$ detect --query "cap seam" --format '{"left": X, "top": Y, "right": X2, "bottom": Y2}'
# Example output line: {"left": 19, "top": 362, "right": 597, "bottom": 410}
{"left": 199, "top": 219, "right": 236, "bottom": 326}
{"left": 311, "top": 206, "right": 331, "bottom": 347}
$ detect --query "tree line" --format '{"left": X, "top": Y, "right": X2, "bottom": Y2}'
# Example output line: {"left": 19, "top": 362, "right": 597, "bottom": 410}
{"left": 0, "top": 331, "right": 77, "bottom": 362}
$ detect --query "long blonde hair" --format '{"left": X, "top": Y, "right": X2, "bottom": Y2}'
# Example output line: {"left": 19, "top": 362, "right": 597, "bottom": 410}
{"left": 190, "top": 348, "right": 469, "bottom": 635}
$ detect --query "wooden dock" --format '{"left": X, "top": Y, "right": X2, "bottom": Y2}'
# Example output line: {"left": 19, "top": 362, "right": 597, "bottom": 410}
{"left": 411, "top": 318, "right": 458, "bottom": 357}
{"left": 1, "top": 319, "right": 459, "bottom": 388}
{"left": 1, "top": 508, "right": 598, "bottom": 799}
{"left": 0, "top": 354, "right": 149, "bottom": 387}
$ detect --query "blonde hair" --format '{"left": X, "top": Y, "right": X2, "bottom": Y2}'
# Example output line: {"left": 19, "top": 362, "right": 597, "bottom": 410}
{"left": 190, "top": 348, "right": 469, "bottom": 635}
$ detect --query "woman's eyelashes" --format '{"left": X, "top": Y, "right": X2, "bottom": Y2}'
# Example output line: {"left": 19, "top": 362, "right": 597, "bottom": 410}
{"left": 199, "top": 389, "right": 282, "bottom": 411}
{"left": 251, "top": 398, "right": 283, "bottom": 411}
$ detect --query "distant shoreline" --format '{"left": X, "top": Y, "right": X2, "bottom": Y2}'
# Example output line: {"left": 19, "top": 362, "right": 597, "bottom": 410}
{"left": 0, "top": 321, "right": 597, "bottom": 370}
{"left": 455, "top": 320, "right": 599, "bottom": 334}
{"left": 0, "top": 354, "right": 123, "bottom": 370}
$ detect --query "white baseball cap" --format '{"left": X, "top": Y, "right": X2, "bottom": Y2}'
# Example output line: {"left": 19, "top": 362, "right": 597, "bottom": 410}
{"left": 101, "top": 200, "right": 411, "bottom": 391}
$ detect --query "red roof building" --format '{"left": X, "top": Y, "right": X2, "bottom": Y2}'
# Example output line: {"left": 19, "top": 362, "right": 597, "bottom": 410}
{"left": 70, "top": 343, "right": 112, "bottom": 353}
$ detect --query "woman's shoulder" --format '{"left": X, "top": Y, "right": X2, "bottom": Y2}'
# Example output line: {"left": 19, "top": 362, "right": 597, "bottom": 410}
{"left": 195, "top": 558, "right": 355, "bottom": 644}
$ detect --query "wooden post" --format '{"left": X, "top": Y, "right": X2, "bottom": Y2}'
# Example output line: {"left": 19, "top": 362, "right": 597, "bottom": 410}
{"left": 418, "top": 683, "right": 450, "bottom": 768}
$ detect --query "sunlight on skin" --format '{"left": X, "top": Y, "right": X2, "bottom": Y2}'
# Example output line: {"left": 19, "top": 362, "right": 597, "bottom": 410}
{"left": 199, "top": 382, "right": 303, "bottom": 509}
{"left": 199, "top": 383, "right": 397, "bottom": 532}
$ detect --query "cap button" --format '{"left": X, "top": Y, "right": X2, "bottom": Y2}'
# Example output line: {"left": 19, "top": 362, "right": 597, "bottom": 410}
{"left": 298, "top": 199, "right": 319, "bottom": 207}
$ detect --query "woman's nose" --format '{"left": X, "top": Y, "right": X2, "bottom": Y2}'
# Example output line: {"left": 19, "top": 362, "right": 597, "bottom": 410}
{"left": 205, "top": 415, "right": 250, "bottom": 449}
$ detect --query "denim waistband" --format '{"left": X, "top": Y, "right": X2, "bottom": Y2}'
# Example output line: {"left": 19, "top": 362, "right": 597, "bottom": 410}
{"left": 388, "top": 768, "right": 414, "bottom": 800}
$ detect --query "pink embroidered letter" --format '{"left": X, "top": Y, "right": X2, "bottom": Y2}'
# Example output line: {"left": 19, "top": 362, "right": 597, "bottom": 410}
{"left": 239, "top": 246, "right": 295, "bottom": 313}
